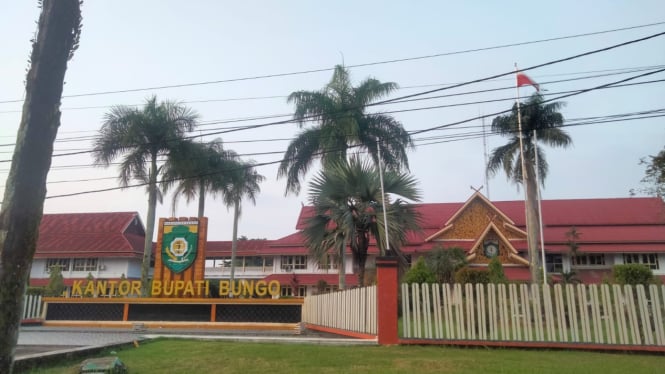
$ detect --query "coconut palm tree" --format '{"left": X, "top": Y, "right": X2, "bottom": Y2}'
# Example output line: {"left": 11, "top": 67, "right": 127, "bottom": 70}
{"left": 92, "top": 96, "right": 198, "bottom": 294}
{"left": 278, "top": 65, "right": 413, "bottom": 195}
{"left": 487, "top": 92, "right": 571, "bottom": 282}
{"left": 304, "top": 157, "right": 421, "bottom": 288}
{"left": 223, "top": 162, "right": 265, "bottom": 285}
{"left": 162, "top": 138, "right": 240, "bottom": 217}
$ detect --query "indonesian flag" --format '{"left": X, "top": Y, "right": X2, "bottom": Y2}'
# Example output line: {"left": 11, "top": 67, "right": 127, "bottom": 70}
{"left": 516, "top": 72, "right": 540, "bottom": 91}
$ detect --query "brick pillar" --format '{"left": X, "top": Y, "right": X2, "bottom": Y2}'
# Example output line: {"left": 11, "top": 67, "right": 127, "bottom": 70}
{"left": 376, "top": 256, "right": 399, "bottom": 345}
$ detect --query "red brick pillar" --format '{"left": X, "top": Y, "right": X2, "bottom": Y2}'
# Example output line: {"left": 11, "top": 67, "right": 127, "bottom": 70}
{"left": 376, "top": 256, "right": 399, "bottom": 345}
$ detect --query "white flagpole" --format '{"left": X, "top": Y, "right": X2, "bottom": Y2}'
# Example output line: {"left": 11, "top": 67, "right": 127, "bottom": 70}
{"left": 534, "top": 130, "right": 547, "bottom": 283}
{"left": 377, "top": 139, "right": 390, "bottom": 256}
{"left": 514, "top": 64, "right": 532, "bottom": 277}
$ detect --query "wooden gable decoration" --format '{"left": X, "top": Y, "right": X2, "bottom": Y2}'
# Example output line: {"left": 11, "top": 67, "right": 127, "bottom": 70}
{"left": 425, "top": 192, "right": 528, "bottom": 266}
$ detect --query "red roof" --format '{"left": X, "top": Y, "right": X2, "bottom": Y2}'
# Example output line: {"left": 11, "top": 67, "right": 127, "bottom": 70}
{"left": 35, "top": 212, "right": 145, "bottom": 259}
{"left": 206, "top": 240, "right": 270, "bottom": 256}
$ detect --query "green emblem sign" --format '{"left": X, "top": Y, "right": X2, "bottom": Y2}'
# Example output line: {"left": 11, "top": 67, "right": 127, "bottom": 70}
{"left": 162, "top": 224, "right": 198, "bottom": 274}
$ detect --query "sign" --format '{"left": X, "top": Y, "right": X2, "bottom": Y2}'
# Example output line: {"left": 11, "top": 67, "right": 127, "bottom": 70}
{"left": 162, "top": 222, "right": 198, "bottom": 274}
{"left": 69, "top": 279, "right": 281, "bottom": 298}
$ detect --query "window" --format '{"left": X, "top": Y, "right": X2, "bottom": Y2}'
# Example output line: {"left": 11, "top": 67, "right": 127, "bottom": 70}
{"left": 45, "top": 258, "right": 70, "bottom": 272}
{"left": 545, "top": 254, "right": 563, "bottom": 273}
{"left": 623, "top": 253, "right": 660, "bottom": 270}
{"left": 317, "top": 254, "right": 338, "bottom": 270}
{"left": 280, "top": 285, "right": 292, "bottom": 297}
{"left": 295, "top": 286, "right": 306, "bottom": 297}
{"left": 72, "top": 258, "right": 98, "bottom": 272}
{"left": 281, "top": 256, "right": 307, "bottom": 270}
{"left": 245, "top": 256, "right": 264, "bottom": 268}
{"left": 572, "top": 254, "right": 606, "bottom": 267}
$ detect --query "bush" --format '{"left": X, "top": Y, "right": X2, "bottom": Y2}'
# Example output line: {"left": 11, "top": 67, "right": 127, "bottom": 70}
{"left": 488, "top": 257, "right": 507, "bottom": 284}
{"left": 613, "top": 264, "right": 655, "bottom": 285}
{"left": 454, "top": 266, "right": 490, "bottom": 284}
{"left": 425, "top": 246, "right": 467, "bottom": 283}
{"left": 44, "top": 265, "right": 65, "bottom": 297}
{"left": 26, "top": 287, "right": 45, "bottom": 296}
{"left": 403, "top": 257, "right": 436, "bottom": 285}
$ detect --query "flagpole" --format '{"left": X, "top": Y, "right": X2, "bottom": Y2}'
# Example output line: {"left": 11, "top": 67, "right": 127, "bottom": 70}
{"left": 533, "top": 130, "right": 548, "bottom": 283}
{"left": 377, "top": 139, "right": 390, "bottom": 256}
{"left": 514, "top": 63, "right": 534, "bottom": 282}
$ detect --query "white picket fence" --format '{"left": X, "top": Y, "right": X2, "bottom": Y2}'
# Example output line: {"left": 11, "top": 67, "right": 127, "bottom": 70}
{"left": 302, "top": 285, "right": 377, "bottom": 335}
{"left": 22, "top": 294, "right": 43, "bottom": 320}
{"left": 401, "top": 283, "right": 665, "bottom": 346}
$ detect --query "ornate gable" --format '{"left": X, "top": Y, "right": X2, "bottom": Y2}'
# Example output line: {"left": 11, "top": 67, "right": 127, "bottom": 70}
{"left": 425, "top": 192, "right": 528, "bottom": 266}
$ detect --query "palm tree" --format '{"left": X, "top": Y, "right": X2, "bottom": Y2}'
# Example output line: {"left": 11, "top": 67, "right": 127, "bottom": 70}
{"left": 304, "top": 157, "right": 421, "bottom": 288}
{"left": 487, "top": 92, "right": 572, "bottom": 282}
{"left": 278, "top": 65, "right": 413, "bottom": 195}
{"left": 223, "top": 162, "right": 265, "bottom": 286}
{"left": 162, "top": 138, "right": 239, "bottom": 217}
{"left": 92, "top": 96, "right": 198, "bottom": 295}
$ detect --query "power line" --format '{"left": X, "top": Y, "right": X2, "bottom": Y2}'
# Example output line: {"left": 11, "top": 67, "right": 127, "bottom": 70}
{"left": 1, "top": 21, "right": 663, "bottom": 104}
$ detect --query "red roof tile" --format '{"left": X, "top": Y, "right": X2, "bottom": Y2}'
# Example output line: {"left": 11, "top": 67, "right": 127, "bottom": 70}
{"left": 263, "top": 273, "right": 359, "bottom": 286}
{"left": 35, "top": 212, "right": 145, "bottom": 259}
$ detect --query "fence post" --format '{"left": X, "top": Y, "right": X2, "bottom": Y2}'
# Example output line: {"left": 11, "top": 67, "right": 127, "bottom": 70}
{"left": 376, "top": 256, "right": 399, "bottom": 345}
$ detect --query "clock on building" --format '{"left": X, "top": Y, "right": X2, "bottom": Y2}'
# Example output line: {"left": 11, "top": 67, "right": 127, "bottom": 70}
{"left": 483, "top": 240, "right": 499, "bottom": 258}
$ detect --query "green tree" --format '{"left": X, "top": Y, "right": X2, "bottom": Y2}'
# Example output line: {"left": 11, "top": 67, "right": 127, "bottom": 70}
{"left": 279, "top": 65, "right": 413, "bottom": 195}
{"left": 162, "top": 138, "right": 240, "bottom": 217}
{"left": 0, "top": 1, "right": 82, "bottom": 371}
{"left": 403, "top": 257, "right": 436, "bottom": 285}
{"left": 44, "top": 266, "right": 66, "bottom": 297}
{"left": 303, "top": 157, "right": 421, "bottom": 288}
{"left": 425, "top": 246, "right": 467, "bottom": 283}
{"left": 488, "top": 257, "right": 507, "bottom": 284}
{"left": 613, "top": 264, "right": 655, "bottom": 286}
{"left": 636, "top": 147, "right": 665, "bottom": 199}
{"left": 223, "top": 163, "right": 265, "bottom": 286}
{"left": 92, "top": 96, "right": 199, "bottom": 295}
{"left": 487, "top": 93, "right": 572, "bottom": 283}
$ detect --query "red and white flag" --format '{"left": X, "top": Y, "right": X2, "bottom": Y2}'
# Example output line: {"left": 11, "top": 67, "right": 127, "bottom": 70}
{"left": 516, "top": 72, "right": 540, "bottom": 91}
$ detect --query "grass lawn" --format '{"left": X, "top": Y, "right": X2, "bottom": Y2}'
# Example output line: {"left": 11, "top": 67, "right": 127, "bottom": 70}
{"left": 22, "top": 338, "right": 665, "bottom": 374}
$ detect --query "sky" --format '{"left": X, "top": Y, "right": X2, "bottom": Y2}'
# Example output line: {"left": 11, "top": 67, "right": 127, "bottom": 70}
{"left": 1, "top": 1, "right": 664, "bottom": 241}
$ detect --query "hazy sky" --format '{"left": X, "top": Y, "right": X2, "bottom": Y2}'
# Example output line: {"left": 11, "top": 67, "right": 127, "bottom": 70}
{"left": 1, "top": 1, "right": 664, "bottom": 241}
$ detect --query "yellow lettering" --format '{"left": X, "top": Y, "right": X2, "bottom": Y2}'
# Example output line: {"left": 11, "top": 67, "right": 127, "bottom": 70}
{"left": 163, "top": 281, "right": 174, "bottom": 296}
{"left": 183, "top": 281, "right": 195, "bottom": 296}
{"left": 256, "top": 281, "right": 267, "bottom": 297}
{"left": 118, "top": 281, "right": 130, "bottom": 296}
{"left": 96, "top": 281, "right": 107, "bottom": 296}
{"left": 218, "top": 280, "right": 229, "bottom": 296}
{"left": 108, "top": 281, "right": 117, "bottom": 295}
{"left": 268, "top": 280, "right": 280, "bottom": 296}
{"left": 231, "top": 281, "right": 242, "bottom": 297}
{"left": 71, "top": 281, "right": 83, "bottom": 296}
{"left": 151, "top": 280, "right": 162, "bottom": 296}
{"left": 205, "top": 280, "right": 209, "bottom": 296}
{"left": 130, "top": 281, "right": 141, "bottom": 296}
{"left": 174, "top": 280, "right": 185, "bottom": 296}
{"left": 84, "top": 281, "right": 95, "bottom": 296}
{"left": 242, "top": 280, "right": 254, "bottom": 297}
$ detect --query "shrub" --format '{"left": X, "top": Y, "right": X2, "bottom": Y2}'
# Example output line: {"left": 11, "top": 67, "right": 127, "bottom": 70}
{"left": 612, "top": 264, "right": 655, "bottom": 285}
{"left": 26, "top": 287, "right": 45, "bottom": 296}
{"left": 44, "top": 265, "right": 65, "bottom": 297}
{"left": 454, "top": 266, "right": 490, "bottom": 284}
{"left": 425, "top": 246, "right": 467, "bottom": 283}
{"left": 488, "top": 257, "right": 507, "bottom": 284}
{"left": 403, "top": 257, "right": 436, "bottom": 285}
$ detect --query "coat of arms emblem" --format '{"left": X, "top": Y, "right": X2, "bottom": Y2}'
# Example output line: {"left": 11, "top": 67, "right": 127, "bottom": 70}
{"left": 162, "top": 224, "right": 198, "bottom": 273}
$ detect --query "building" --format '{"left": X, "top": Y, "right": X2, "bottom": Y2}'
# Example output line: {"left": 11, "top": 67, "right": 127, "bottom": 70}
{"left": 30, "top": 194, "right": 665, "bottom": 296}
{"left": 29, "top": 212, "right": 145, "bottom": 294}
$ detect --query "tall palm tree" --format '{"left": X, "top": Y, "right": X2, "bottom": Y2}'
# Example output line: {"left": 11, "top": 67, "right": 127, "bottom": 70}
{"left": 304, "top": 157, "right": 421, "bottom": 288}
{"left": 278, "top": 65, "right": 413, "bottom": 195}
{"left": 487, "top": 93, "right": 572, "bottom": 282}
{"left": 92, "top": 96, "right": 198, "bottom": 295}
{"left": 162, "top": 138, "right": 239, "bottom": 217}
{"left": 223, "top": 162, "right": 265, "bottom": 285}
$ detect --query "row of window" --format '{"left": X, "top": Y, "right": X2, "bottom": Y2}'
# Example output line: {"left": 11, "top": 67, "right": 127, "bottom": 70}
{"left": 205, "top": 255, "right": 339, "bottom": 271}
{"left": 545, "top": 253, "right": 660, "bottom": 272}
{"left": 45, "top": 258, "right": 98, "bottom": 272}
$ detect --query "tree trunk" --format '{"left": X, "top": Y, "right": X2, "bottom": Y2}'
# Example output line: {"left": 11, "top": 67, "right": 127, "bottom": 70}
{"left": 197, "top": 183, "right": 205, "bottom": 218}
{"left": 229, "top": 200, "right": 240, "bottom": 286}
{"left": 355, "top": 231, "right": 369, "bottom": 287}
{"left": 525, "top": 162, "right": 541, "bottom": 283}
{"left": 141, "top": 154, "right": 158, "bottom": 295}
{"left": 338, "top": 247, "right": 346, "bottom": 290}
{"left": 0, "top": 1, "right": 81, "bottom": 372}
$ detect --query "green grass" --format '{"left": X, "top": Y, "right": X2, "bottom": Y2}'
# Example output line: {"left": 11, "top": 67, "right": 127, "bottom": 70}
{"left": 22, "top": 338, "right": 665, "bottom": 374}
